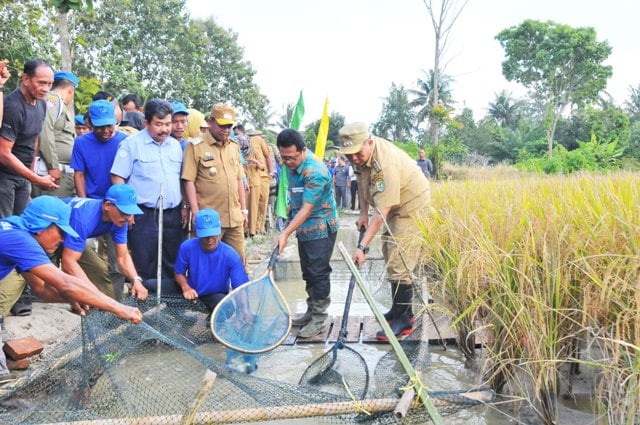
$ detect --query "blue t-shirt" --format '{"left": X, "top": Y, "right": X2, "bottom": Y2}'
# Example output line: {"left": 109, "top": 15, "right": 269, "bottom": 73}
{"left": 0, "top": 221, "right": 51, "bottom": 280}
{"left": 70, "top": 130, "right": 128, "bottom": 199}
{"left": 63, "top": 198, "right": 128, "bottom": 253}
{"left": 174, "top": 239, "right": 249, "bottom": 296}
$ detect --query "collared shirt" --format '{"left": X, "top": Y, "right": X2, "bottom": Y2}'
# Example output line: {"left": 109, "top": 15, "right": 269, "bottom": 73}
{"left": 357, "top": 137, "right": 430, "bottom": 217}
{"left": 174, "top": 239, "right": 248, "bottom": 296}
{"left": 63, "top": 197, "right": 128, "bottom": 253}
{"left": 110, "top": 129, "right": 183, "bottom": 209}
{"left": 287, "top": 151, "right": 338, "bottom": 241}
{"left": 0, "top": 220, "right": 51, "bottom": 280}
{"left": 333, "top": 165, "right": 349, "bottom": 187}
{"left": 39, "top": 92, "right": 76, "bottom": 168}
{"left": 71, "top": 131, "right": 128, "bottom": 199}
{"left": 181, "top": 131, "right": 245, "bottom": 228}
{"left": 244, "top": 135, "right": 270, "bottom": 186}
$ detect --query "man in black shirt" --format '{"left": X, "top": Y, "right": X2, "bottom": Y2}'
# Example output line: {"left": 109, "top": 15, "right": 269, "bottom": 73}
{"left": 0, "top": 59, "right": 58, "bottom": 218}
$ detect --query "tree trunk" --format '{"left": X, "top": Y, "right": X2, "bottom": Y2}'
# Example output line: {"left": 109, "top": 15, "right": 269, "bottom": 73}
{"left": 58, "top": 10, "right": 72, "bottom": 72}
{"left": 430, "top": 29, "right": 442, "bottom": 179}
{"left": 545, "top": 103, "right": 563, "bottom": 158}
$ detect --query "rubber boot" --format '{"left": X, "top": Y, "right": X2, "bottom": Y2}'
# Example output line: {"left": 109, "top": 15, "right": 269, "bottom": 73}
{"left": 383, "top": 282, "right": 398, "bottom": 322}
{"left": 298, "top": 297, "right": 330, "bottom": 338}
{"left": 376, "top": 284, "right": 414, "bottom": 341}
{"left": 292, "top": 297, "right": 313, "bottom": 327}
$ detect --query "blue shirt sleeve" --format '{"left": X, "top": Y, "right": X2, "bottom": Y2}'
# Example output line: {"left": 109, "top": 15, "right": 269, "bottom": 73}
{"left": 227, "top": 249, "right": 249, "bottom": 289}
{"left": 1, "top": 229, "right": 51, "bottom": 275}
{"left": 70, "top": 135, "right": 86, "bottom": 172}
{"left": 174, "top": 241, "right": 189, "bottom": 276}
{"left": 110, "top": 223, "right": 128, "bottom": 245}
{"left": 110, "top": 138, "right": 134, "bottom": 179}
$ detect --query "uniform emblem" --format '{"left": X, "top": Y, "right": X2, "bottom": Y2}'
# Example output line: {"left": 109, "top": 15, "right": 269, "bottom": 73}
{"left": 44, "top": 93, "right": 59, "bottom": 110}
{"left": 372, "top": 160, "right": 382, "bottom": 173}
{"left": 375, "top": 179, "right": 385, "bottom": 192}
{"left": 203, "top": 152, "right": 214, "bottom": 161}
{"left": 118, "top": 150, "right": 128, "bottom": 158}
{"left": 189, "top": 137, "right": 203, "bottom": 145}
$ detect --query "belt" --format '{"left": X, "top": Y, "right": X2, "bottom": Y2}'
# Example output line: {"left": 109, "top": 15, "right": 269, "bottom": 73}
{"left": 58, "top": 164, "right": 74, "bottom": 174}
{"left": 139, "top": 204, "right": 180, "bottom": 212}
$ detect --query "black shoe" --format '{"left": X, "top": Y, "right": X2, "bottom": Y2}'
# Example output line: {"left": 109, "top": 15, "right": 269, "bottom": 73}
{"left": 376, "top": 315, "right": 414, "bottom": 341}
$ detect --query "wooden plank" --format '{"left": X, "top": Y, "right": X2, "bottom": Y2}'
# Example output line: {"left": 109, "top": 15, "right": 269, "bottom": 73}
{"left": 418, "top": 312, "right": 456, "bottom": 342}
{"left": 326, "top": 315, "right": 343, "bottom": 342}
{"left": 282, "top": 329, "right": 297, "bottom": 345}
{"left": 298, "top": 316, "right": 334, "bottom": 343}
{"left": 361, "top": 315, "right": 382, "bottom": 343}
{"left": 345, "top": 316, "right": 362, "bottom": 343}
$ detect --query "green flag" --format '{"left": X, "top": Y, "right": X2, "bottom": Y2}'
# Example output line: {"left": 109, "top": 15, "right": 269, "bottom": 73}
{"left": 275, "top": 91, "right": 305, "bottom": 219}
{"left": 289, "top": 91, "right": 305, "bottom": 131}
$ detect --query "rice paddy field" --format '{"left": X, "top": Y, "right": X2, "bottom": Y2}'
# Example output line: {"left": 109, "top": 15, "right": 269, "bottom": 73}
{"left": 415, "top": 171, "right": 640, "bottom": 424}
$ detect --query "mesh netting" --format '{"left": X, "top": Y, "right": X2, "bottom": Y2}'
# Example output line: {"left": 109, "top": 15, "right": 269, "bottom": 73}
{"left": 211, "top": 270, "right": 291, "bottom": 354}
{"left": 0, "top": 294, "right": 492, "bottom": 424}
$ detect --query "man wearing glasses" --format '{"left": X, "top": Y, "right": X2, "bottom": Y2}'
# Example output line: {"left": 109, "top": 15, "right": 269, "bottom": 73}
{"left": 339, "top": 122, "right": 430, "bottom": 340}
{"left": 276, "top": 128, "right": 338, "bottom": 338}
{"left": 182, "top": 104, "right": 248, "bottom": 265}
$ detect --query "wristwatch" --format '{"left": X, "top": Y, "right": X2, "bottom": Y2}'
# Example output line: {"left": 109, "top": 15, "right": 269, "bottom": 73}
{"left": 132, "top": 276, "right": 143, "bottom": 283}
{"left": 357, "top": 244, "right": 369, "bottom": 254}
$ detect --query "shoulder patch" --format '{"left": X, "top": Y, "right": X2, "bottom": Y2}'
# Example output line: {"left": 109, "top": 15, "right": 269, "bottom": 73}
{"left": 372, "top": 160, "right": 382, "bottom": 173}
{"left": 44, "top": 93, "right": 60, "bottom": 110}
{"left": 189, "top": 137, "right": 203, "bottom": 145}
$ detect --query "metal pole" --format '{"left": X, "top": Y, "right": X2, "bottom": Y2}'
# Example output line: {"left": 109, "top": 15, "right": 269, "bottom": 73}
{"left": 156, "top": 183, "right": 164, "bottom": 306}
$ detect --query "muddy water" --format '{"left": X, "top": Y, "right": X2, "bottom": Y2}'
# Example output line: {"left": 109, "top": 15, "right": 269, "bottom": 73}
{"left": 251, "top": 224, "right": 598, "bottom": 424}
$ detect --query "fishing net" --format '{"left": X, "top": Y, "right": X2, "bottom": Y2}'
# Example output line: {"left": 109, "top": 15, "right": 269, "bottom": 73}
{"left": 0, "top": 294, "right": 492, "bottom": 424}
{"left": 211, "top": 268, "right": 291, "bottom": 354}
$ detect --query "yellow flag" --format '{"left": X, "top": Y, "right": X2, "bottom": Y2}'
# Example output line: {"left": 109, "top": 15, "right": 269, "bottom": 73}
{"left": 314, "top": 97, "right": 330, "bottom": 159}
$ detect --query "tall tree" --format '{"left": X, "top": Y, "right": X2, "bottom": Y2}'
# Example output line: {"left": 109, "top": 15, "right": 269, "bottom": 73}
{"left": 496, "top": 20, "right": 612, "bottom": 157}
{"left": 277, "top": 103, "right": 295, "bottom": 130}
{"left": 374, "top": 83, "right": 415, "bottom": 142}
{"left": 51, "top": 0, "right": 93, "bottom": 71}
{"left": 74, "top": 0, "right": 268, "bottom": 124}
{"left": 625, "top": 84, "right": 640, "bottom": 120}
{"left": 408, "top": 69, "right": 454, "bottom": 124}
{"left": 487, "top": 90, "right": 522, "bottom": 128}
{"left": 422, "top": 0, "right": 468, "bottom": 179}
{"left": 304, "top": 111, "right": 345, "bottom": 152}
{"left": 0, "top": 0, "right": 57, "bottom": 89}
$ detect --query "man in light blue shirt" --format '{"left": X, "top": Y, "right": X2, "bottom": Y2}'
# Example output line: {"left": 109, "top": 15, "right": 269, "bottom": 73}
{"left": 110, "top": 99, "right": 187, "bottom": 280}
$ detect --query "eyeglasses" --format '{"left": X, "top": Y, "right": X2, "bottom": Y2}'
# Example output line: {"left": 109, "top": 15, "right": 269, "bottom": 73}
{"left": 281, "top": 152, "right": 302, "bottom": 162}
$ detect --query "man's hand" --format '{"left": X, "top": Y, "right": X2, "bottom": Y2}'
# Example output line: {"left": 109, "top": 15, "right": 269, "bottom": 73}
{"left": 355, "top": 215, "right": 369, "bottom": 232}
{"left": 130, "top": 281, "right": 148, "bottom": 300}
{"left": 181, "top": 208, "right": 189, "bottom": 229}
{"left": 115, "top": 305, "right": 143, "bottom": 324}
{"left": 353, "top": 249, "right": 366, "bottom": 269}
{"left": 277, "top": 233, "right": 288, "bottom": 254}
{"left": 37, "top": 174, "right": 60, "bottom": 190}
{"left": 182, "top": 287, "right": 198, "bottom": 300}
{"left": 69, "top": 300, "right": 90, "bottom": 316}
{"left": 48, "top": 168, "right": 62, "bottom": 184}
{"left": 0, "top": 61, "right": 9, "bottom": 86}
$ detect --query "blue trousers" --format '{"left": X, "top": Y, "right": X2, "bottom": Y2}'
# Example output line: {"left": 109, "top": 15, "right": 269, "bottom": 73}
{"left": 128, "top": 206, "right": 184, "bottom": 281}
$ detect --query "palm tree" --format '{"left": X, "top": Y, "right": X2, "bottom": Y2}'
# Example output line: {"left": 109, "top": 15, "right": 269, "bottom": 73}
{"left": 487, "top": 90, "right": 521, "bottom": 128}
{"left": 277, "top": 103, "right": 295, "bottom": 129}
{"left": 408, "top": 69, "right": 454, "bottom": 124}
{"left": 625, "top": 84, "right": 640, "bottom": 118}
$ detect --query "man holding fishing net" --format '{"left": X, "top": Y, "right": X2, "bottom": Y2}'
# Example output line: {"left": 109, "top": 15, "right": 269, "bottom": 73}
{"left": 339, "top": 122, "right": 430, "bottom": 340}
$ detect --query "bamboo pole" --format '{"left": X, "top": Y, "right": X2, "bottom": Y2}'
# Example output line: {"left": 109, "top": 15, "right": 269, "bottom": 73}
{"left": 337, "top": 241, "right": 444, "bottom": 425}
{"left": 179, "top": 370, "right": 217, "bottom": 425}
{"left": 40, "top": 392, "right": 493, "bottom": 425}
{"left": 393, "top": 387, "right": 416, "bottom": 420}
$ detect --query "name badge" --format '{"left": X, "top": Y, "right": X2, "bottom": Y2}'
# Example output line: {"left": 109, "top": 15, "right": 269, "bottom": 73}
{"left": 292, "top": 187, "right": 304, "bottom": 193}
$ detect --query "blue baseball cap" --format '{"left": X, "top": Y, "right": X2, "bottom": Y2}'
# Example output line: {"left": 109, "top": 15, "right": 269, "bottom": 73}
{"left": 54, "top": 71, "right": 79, "bottom": 87}
{"left": 74, "top": 114, "right": 86, "bottom": 126}
{"left": 22, "top": 196, "right": 79, "bottom": 237}
{"left": 194, "top": 209, "right": 221, "bottom": 238}
{"left": 89, "top": 100, "right": 117, "bottom": 127}
{"left": 170, "top": 101, "right": 189, "bottom": 115}
{"left": 105, "top": 184, "right": 143, "bottom": 215}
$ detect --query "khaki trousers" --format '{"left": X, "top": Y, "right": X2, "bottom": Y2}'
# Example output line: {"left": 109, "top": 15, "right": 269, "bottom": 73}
{"left": 220, "top": 225, "right": 246, "bottom": 267}
{"left": 381, "top": 211, "right": 425, "bottom": 285}
{"left": 247, "top": 178, "right": 270, "bottom": 235}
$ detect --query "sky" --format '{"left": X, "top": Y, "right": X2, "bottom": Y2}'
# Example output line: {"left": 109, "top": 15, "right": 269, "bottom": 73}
{"left": 185, "top": 0, "right": 640, "bottom": 128}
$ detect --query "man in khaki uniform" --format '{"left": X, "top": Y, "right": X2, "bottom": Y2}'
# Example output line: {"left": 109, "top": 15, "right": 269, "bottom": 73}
{"left": 339, "top": 122, "right": 430, "bottom": 340}
{"left": 240, "top": 127, "right": 274, "bottom": 236}
{"left": 33, "top": 72, "right": 78, "bottom": 198}
{"left": 182, "top": 104, "right": 248, "bottom": 264}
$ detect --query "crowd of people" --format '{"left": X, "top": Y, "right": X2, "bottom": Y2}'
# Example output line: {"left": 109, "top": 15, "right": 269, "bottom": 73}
{"left": 0, "top": 58, "right": 432, "bottom": 380}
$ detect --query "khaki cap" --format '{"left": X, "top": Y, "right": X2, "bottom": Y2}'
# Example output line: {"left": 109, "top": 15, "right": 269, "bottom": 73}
{"left": 210, "top": 104, "right": 236, "bottom": 125}
{"left": 338, "top": 122, "right": 370, "bottom": 155}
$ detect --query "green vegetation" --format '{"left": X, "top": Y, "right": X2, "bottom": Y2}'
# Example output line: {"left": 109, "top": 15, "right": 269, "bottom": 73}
{"left": 418, "top": 172, "right": 640, "bottom": 424}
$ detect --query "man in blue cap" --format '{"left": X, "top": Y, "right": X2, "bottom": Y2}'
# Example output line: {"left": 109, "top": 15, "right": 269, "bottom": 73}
{"left": 0, "top": 196, "right": 143, "bottom": 381}
{"left": 74, "top": 114, "right": 90, "bottom": 137}
{"left": 143, "top": 208, "right": 249, "bottom": 313}
{"left": 170, "top": 100, "right": 190, "bottom": 151}
{"left": 61, "top": 184, "right": 148, "bottom": 300}
{"left": 33, "top": 71, "right": 80, "bottom": 199}
{"left": 71, "top": 100, "right": 128, "bottom": 200}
